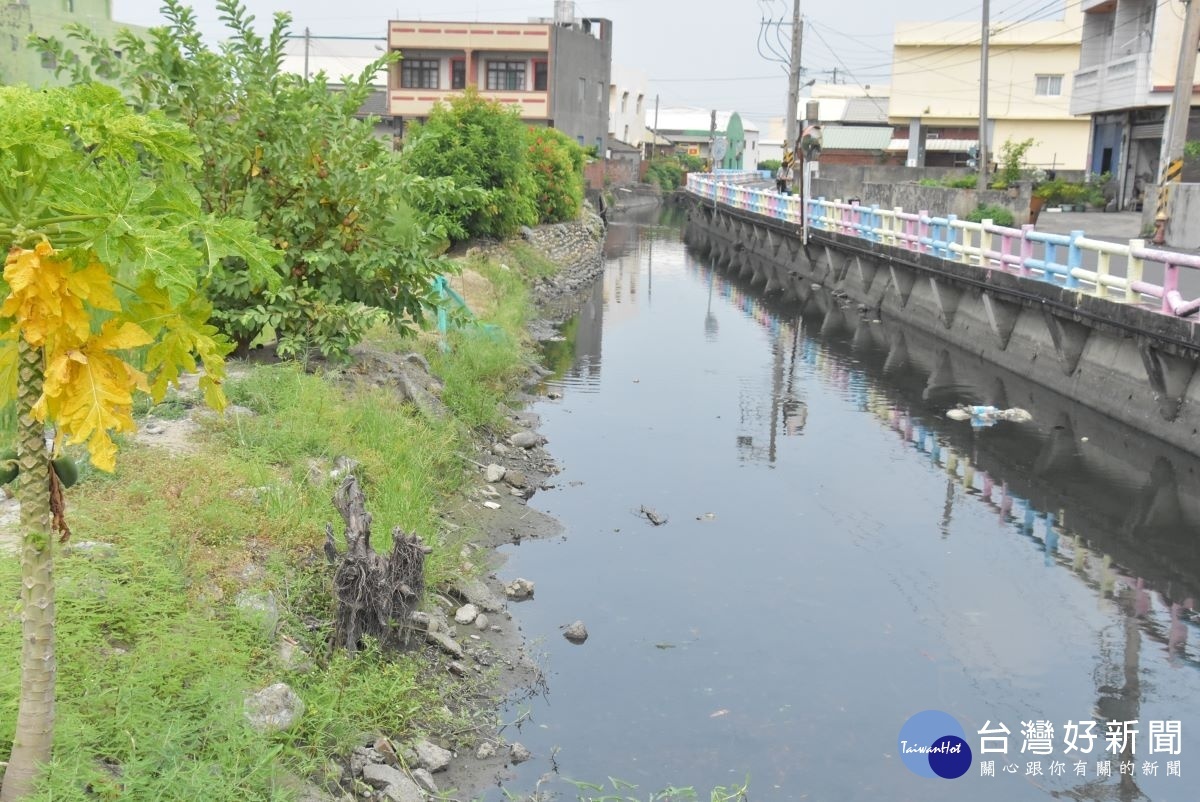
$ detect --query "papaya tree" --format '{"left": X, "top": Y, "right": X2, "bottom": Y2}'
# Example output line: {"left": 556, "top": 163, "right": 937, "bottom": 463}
{"left": 0, "top": 84, "right": 277, "bottom": 800}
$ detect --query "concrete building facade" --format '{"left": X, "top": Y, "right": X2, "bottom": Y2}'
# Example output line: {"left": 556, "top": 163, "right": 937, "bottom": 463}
{"left": 0, "top": 0, "right": 144, "bottom": 86}
{"left": 387, "top": 1, "right": 611, "bottom": 153}
{"left": 889, "top": 5, "right": 1090, "bottom": 171}
{"left": 608, "top": 64, "right": 647, "bottom": 148}
{"left": 1071, "top": 0, "right": 1200, "bottom": 210}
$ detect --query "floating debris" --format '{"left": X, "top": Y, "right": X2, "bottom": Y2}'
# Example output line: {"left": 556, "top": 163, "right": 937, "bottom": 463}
{"left": 946, "top": 405, "right": 1032, "bottom": 428}
{"left": 638, "top": 505, "right": 669, "bottom": 526}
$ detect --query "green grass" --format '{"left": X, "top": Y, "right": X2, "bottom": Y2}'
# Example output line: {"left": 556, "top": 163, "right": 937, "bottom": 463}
{"left": 0, "top": 243, "right": 544, "bottom": 799}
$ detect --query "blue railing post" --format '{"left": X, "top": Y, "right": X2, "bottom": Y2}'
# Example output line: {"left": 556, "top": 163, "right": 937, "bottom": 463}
{"left": 944, "top": 215, "right": 958, "bottom": 260}
{"left": 1044, "top": 241, "right": 1058, "bottom": 285}
{"left": 869, "top": 205, "right": 881, "bottom": 242}
{"left": 1065, "top": 230, "right": 1084, "bottom": 289}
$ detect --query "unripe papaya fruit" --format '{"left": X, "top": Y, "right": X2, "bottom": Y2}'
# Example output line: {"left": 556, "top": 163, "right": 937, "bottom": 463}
{"left": 52, "top": 457, "right": 78, "bottom": 489}
{"left": 0, "top": 449, "right": 17, "bottom": 486}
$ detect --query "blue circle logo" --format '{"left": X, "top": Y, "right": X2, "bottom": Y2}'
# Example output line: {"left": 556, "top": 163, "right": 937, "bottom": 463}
{"left": 898, "top": 710, "right": 973, "bottom": 779}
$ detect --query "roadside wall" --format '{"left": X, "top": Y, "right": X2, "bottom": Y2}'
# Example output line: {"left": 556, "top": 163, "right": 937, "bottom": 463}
{"left": 1163, "top": 183, "right": 1200, "bottom": 249}
{"left": 810, "top": 175, "right": 1031, "bottom": 221}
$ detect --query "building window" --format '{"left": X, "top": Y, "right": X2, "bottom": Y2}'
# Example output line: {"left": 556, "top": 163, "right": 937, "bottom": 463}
{"left": 401, "top": 59, "right": 440, "bottom": 89}
{"left": 620, "top": 91, "right": 629, "bottom": 113}
{"left": 636, "top": 94, "right": 644, "bottom": 115}
{"left": 67, "top": 0, "right": 74, "bottom": 11}
{"left": 40, "top": 49, "right": 56, "bottom": 70}
{"left": 1035, "top": 74, "right": 1063, "bottom": 96}
{"left": 487, "top": 60, "right": 526, "bottom": 90}
{"left": 533, "top": 60, "right": 548, "bottom": 91}
{"left": 578, "top": 77, "right": 586, "bottom": 109}
{"left": 450, "top": 59, "right": 466, "bottom": 90}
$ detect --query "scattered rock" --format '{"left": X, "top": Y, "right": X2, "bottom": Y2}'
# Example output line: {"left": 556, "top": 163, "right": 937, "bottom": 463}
{"left": 474, "top": 613, "right": 490, "bottom": 630}
{"left": 65, "top": 540, "right": 117, "bottom": 559}
{"left": 362, "top": 765, "right": 423, "bottom": 802}
{"left": 503, "top": 470, "right": 527, "bottom": 489}
{"left": 454, "top": 604, "right": 479, "bottom": 625}
{"left": 243, "top": 682, "right": 305, "bottom": 732}
{"left": 143, "top": 422, "right": 165, "bottom": 435}
{"left": 476, "top": 742, "right": 497, "bottom": 760}
{"left": 484, "top": 464, "right": 506, "bottom": 483}
{"left": 351, "top": 746, "right": 386, "bottom": 776}
{"left": 452, "top": 577, "right": 504, "bottom": 612}
{"left": 504, "top": 578, "right": 535, "bottom": 600}
{"left": 509, "top": 743, "right": 533, "bottom": 764}
{"left": 411, "top": 768, "right": 438, "bottom": 794}
{"left": 361, "top": 763, "right": 405, "bottom": 789}
{"left": 491, "top": 442, "right": 509, "bottom": 456}
{"left": 482, "top": 501, "right": 501, "bottom": 510}
{"left": 425, "top": 630, "right": 464, "bottom": 659}
{"left": 330, "top": 455, "right": 359, "bottom": 480}
{"left": 480, "top": 485, "right": 501, "bottom": 499}
{"left": 408, "top": 611, "right": 431, "bottom": 631}
{"left": 413, "top": 739, "right": 453, "bottom": 773}
{"left": 547, "top": 391, "right": 562, "bottom": 400}
{"left": 562, "top": 621, "right": 588, "bottom": 643}
{"left": 447, "top": 660, "right": 468, "bottom": 677}
{"left": 403, "top": 352, "right": 432, "bottom": 374}
{"left": 235, "top": 590, "right": 280, "bottom": 638}
{"left": 278, "top": 635, "right": 314, "bottom": 673}
{"left": 509, "top": 431, "right": 542, "bottom": 450}
{"left": 374, "top": 737, "right": 400, "bottom": 766}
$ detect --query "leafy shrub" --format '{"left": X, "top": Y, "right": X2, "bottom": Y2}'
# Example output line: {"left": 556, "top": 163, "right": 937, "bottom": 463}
{"left": 997, "top": 137, "right": 1036, "bottom": 185}
{"left": 944, "top": 175, "right": 979, "bottom": 189}
{"left": 646, "top": 157, "right": 685, "bottom": 190}
{"left": 399, "top": 87, "right": 538, "bottom": 241}
{"left": 965, "top": 204, "right": 1015, "bottom": 227}
{"left": 758, "top": 159, "right": 781, "bottom": 172}
{"left": 41, "top": 0, "right": 448, "bottom": 360}
{"left": 526, "top": 126, "right": 585, "bottom": 223}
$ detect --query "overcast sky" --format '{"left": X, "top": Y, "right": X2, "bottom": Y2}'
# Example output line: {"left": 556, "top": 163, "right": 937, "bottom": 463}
{"left": 111, "top": 0, "right": 1070, "bottom": 123}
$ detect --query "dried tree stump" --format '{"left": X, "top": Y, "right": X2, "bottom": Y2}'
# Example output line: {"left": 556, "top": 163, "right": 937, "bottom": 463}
{"left": 325, "top": 474, "right": 431, "bottom": 652}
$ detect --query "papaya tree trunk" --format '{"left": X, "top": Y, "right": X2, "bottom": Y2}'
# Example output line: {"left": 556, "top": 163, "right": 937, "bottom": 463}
{"left": 0, "top": 339, "right": 55, "bottom": 802}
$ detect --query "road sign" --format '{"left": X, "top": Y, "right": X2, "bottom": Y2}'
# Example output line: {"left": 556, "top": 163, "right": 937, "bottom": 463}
{"left": 712, "top": 137, "right": 728, "bottom": 162}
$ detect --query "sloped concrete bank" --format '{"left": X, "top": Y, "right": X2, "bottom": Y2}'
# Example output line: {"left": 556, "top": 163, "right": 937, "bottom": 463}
{"left": 684, "top": 198, "right": 1200, "bottom": 458}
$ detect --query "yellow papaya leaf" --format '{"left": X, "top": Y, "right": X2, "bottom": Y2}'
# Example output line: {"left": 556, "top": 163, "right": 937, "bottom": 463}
{"left": 2, "top": 243, "right": 103, "bottom": 348}
{"left": 65, "top": 260, "right": 122, "bottom": 312}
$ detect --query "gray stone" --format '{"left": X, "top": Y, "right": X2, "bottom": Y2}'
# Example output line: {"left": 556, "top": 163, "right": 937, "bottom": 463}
{"left": 454, "top": 604, "right": 479, "bottom": 625}
{"left": 244, "top": 682, "right": 305, "bottom": 732}
{"left": 235, "top": 591, "right": 280, "bottom": 638}
{"left": 413, "top": 739, "right": 453, "bottom": 773}
{"left": 377, "top": 778, "right": 423, "bottom": 802}
{"left": 350, "top": 746, "right": 385, "bottom": 777}
{"left": 330, "top": 455, "right": 360, "bottom": 480}
{"left": 475, "top": 742, "right": 497, "bottom": 760}
{"left": 504, "top": 578, "right": 535, "bottom": 600}
{"left": 491, "top": 442, "right": 509, "bottom": 456}
{"left": 403, "top": 352, "right": 432, "bottom": 374}
{"left": 452, "top": 578, "right": 504, "bottom": 612}
{"left": 502, "top": 470, "right": 526, "bottom": 489}
{"left": 361, "top": 763, "right": 406, "bottom": 790}
{"left": 563, "top": 621, "right": 588, "bottom": 643}
{"left": 279, "top": 635, "right": 314, "bottom": 673}
{"left": 65, "top": 540, "right": 118, "bottom": 559}
{"left": 509, "top": 743, "right": 533, "bottom": 764}
{"left": 411, "top": 768, "right": 437, "bottom": 794}
{"left": 484, "top": 463, "right": 506, "bottom": 483}
{"left": 425, "top": 630, "right": 463, "bottom": 659}
{"left": 408, "top": 611, "right": 431, "bottom": 631}
{"left": 474, "top": 613, "right": 490, "bottom": 631}
{"left": 509, "top": 431, "right": 541, "bottom": 449}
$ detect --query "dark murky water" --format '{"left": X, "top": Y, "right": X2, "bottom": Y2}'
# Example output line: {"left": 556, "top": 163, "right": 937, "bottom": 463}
{"left": 484, "top": 206, "right": 1200, "bottom": 801}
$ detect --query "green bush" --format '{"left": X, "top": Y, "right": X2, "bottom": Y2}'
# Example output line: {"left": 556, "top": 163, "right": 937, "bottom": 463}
{"left": 526, "top": 126, "right": 585, "bottom": 224}
{"left": 758, "top": 159, "right": 781, "bottom": 172}
{"left": 997, "top": 137, "right": 1036, "bottom": 185}
{"left": 41, "top": 0, "right": 448, "bottom": 361}
{"left": 944, "top": 175, "right": 979, "bottom": 189}
{"left": 965, "top": 204, "right": 1015, "bottom": 227}
{"left": 400, "top": 87, "right": 538, "bottom": 241}
{"left": 646, "top": 157, "right": 685, "bottom": 190}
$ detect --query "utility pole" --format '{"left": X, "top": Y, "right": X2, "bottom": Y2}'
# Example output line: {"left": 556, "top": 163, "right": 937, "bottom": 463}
{"left": 977, "top": 0, "right": 990, "bottom": 192}
{"left": 652, "top": 93, "right": 660, "bottom": 156}
{"left": 785, "top": 0, "right": 803, "bottom": 156}
{"left": 303, "top": 26, "right": 311, "bottom": 82}
{"left": 709, "top": 108, "right": 717, "bottom": 171}
{"left": 1154, "top": 0, "right": 1200, "bottom": 243}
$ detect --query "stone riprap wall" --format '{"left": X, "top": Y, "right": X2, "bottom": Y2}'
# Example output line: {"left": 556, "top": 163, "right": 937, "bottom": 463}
{"left": 521, "top": 205, "right": 608, "bottom": 308}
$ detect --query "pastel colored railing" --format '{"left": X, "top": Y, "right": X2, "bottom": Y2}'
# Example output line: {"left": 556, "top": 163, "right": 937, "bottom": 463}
{"left": 685, "top": 173, "right": 1200, "bottom": 317}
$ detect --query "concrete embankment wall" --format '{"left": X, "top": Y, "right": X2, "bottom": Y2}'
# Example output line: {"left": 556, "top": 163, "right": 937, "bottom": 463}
{"left": 812, "top": 167, "right": 1032, "bottom": 222}
{"left": 685, "top": 198, "right": 1200, "bottom": 457}
{"left": 1162, "top": 183, "right": 1200, "bottom": 249}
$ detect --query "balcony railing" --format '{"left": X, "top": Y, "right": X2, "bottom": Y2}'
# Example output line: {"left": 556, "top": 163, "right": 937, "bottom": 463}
{"left": 1070, "top": 51, "right": 1150, "bottom": 115}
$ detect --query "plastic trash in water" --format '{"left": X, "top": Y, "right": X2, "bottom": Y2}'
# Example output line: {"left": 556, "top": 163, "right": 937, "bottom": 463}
{"left": 945, "top": 404, "right": 1032, "bottom": 428}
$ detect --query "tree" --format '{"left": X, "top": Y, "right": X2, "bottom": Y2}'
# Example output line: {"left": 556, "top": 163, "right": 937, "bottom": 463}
{"left": 526, "top": 126, "right": 585, "bottom": 224}
{"left": 0, "top": 83, "right": 276, "bottom": 801}
{"left": 40, "top": 0, "right": 448, "bottom": 360}
{"left": 399, "top": 87, "right": 539, "bottom": 241}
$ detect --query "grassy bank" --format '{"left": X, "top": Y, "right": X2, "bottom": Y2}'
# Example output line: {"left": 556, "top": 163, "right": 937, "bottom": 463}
{"left": 0, "top": 243, "right": 553, "bottom": 800}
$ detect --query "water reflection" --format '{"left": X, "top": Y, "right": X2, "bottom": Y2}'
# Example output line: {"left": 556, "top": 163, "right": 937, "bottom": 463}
{"left": 496, "top": 209, "right": 1200, "bottom": 802}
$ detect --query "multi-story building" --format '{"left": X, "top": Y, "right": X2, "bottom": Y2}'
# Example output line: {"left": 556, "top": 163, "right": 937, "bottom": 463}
{"left": 387, "top": 1, "right": 611, "bottom": 153}
{"left": 1071, "top": 0, "right": 1200, "bottom": 209}
{"left": 609, "top": 64, "right": 647, "bottom": 148}
{"left": 0, "top": 0, "right": 145, "bottom": 86}
{"left": 889, "top": 5, "right": 1090, "bottom": 170}
{"left": 280, "top": 36, "right": 398, "bottom": 141}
